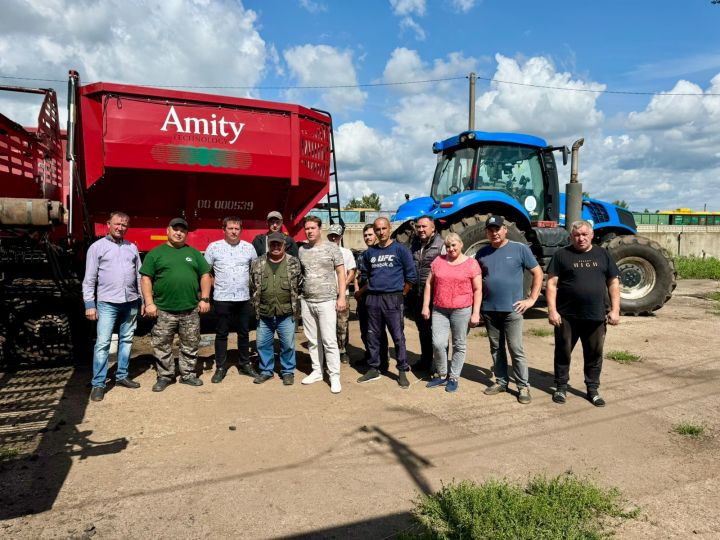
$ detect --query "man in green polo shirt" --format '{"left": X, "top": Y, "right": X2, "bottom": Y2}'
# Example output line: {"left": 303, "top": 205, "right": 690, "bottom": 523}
{"left": 141, "top": 217, "right": 212, "bottom": 392}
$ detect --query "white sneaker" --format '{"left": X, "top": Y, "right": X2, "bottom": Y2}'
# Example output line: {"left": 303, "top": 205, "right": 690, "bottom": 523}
{"left": 330, "top": 377, "right": 342, "bottom": 394}
{"left": 301, "top": 371, "right": 323, "bottom": 385}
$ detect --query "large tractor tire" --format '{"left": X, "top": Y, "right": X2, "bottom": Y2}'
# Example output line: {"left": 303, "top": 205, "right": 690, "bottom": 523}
{"left": 392, "top": 220, "right": 416, "bottom": 246}
{"left": 448, "top": 213, "right": 528, "bottom": 257}
{"left": 601, "top": 235, "right": 676, "bottom": 316}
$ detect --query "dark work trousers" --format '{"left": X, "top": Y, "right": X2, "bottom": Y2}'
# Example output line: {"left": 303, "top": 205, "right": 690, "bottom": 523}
{"left": 213, "top": 300, "right": 252, "bottom": 369}
{"left": 553, "top": 316, "right": 607, "bottom": 392}
{"left": 366, "top": 293, "right": 409, "bottom": 372}
{"left": 358, "top": 297, "right": 388, "bottom": 368}
{"left": 409, "top": 293, "right": 433, "bottom": 369}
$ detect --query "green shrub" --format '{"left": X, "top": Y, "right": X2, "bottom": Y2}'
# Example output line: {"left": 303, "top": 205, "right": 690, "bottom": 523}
{"left": 674, "top": 256, "right": 720, "bottom": 279}
{"left": 529, "top": 327, "right": 553, "bottom": 337}
{"left": 473, "top": 329, "right": 488, "bottom": 338}
{"left": 672, "top": 423, "right": 705, "bottom": 437}
{"left": 0, "top": 447, "right": 19, "bottom": 461}
{"left": 605, "top": 350, "right": 641, "bottom": 364}
{"left": 411, "top": 475, "right": 637, "bottom": 539}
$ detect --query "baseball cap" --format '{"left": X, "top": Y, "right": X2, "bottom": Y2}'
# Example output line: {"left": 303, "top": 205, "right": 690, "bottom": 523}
{"left": 267, "top": 211, "right": 283, "bottom": 221}
{"left": 485, "top": 215, "right": 505, "bottom": 228}
{"left": 267, "top": 232, "right": 285, "bottom": 244}
{"left": 327, "top": 224, "right": 344, "bottom": 237}
{"left": 168, "top": 217, "right": 189, "bottom": 229}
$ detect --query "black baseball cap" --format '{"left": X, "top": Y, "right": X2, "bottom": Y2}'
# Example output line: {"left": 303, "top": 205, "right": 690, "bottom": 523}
{"left": 168, "top": 217, "right": 189, "bottom": 229}
{"left": 267, "top": 232, "right": 285, "bottom": 244}
{"left": 486, "top": 215, "right": 505, "bottom": 228}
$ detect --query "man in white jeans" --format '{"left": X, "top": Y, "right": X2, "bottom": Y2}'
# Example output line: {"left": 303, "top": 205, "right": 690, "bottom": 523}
{"left": 298, "top": 216, "right": 346, "bottom": 393}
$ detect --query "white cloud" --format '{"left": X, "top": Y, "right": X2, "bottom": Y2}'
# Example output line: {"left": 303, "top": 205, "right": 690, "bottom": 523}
{"left": 0, "top": 0, "right": 267, "bottom": 125}
{"left": 451, "top": 0, "right": 476, "bottom": 13}
{"left": 383, "top": 47, "right": 479, "bottom": 93}
{"left": 283, "top": 44, "right": 367, "bottom": 111}
{"left": 389, "top": 0, "right": 426, "bottom": 16}
{"left": 474, "top": 54, "right": 606, "bottom": 139}
{"left": 299, "top": 0, "right": 327, "bottom": 13}
{"left": 399, "top": 17, "right": 426, "bottom": 41}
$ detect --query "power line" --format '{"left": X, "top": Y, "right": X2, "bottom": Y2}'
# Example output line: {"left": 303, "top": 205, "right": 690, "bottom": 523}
{"left": 0, "top": 73, "right": 717, "bottom": 96}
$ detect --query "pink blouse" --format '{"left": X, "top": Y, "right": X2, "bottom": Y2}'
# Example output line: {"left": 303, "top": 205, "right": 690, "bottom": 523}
{"left": 431, "top": 256, "right": 481, "bottom": 309}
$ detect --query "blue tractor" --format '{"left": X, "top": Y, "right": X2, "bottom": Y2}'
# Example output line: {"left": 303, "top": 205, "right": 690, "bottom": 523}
{"left": 392, "top": 130, "right": 676, "bottom": 315}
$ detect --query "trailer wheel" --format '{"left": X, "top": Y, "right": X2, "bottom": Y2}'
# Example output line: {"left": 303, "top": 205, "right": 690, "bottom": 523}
{"left": 448, "top": 213, "right": 528, "bottom": 257}
{"left": 602, "top": 235, "right": 676, "bottom": 316}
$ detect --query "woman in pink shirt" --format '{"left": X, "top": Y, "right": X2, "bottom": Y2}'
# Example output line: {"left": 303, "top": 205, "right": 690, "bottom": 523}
{"left": 421, "top": 233, "right": 482, "bottom": 392}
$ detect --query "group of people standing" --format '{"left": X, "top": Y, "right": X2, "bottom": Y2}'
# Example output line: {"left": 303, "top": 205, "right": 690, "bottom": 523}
{"left": 82, "top": 209, "right": 619, "bottom": 408}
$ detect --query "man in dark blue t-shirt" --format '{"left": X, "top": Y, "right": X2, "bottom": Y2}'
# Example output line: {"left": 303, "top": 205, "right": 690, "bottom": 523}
{"left": 357, "top": 217, "right": 417, "bottom": 389}
{"left": 475, "top": 215, "right": 543, "bottom": 404}
{"left": 546, "top": 220, "right": 620, "bottom": 407}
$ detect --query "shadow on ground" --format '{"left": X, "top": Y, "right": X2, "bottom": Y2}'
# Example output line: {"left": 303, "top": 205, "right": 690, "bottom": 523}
{"left": 0, "top": 361, "right": 128, "bottom": 519}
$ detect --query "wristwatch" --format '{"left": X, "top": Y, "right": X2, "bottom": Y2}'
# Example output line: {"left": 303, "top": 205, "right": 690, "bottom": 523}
{"left": 200, "top": 297, "right": 210, "bottom": 303}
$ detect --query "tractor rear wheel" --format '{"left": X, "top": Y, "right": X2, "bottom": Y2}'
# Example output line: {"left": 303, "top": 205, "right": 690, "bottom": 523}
{"left": 392, "top": 220, "right": 416, "bottom": 246}
{"left": 448, "top": 213, "right": 528, "bottom": 257}
{"left": 602, "top": 235, "right": 676, "bottom": 316}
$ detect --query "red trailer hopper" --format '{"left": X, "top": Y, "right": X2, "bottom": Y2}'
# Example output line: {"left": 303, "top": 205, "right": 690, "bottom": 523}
{"left": 75, "top": 80, "right": 334, "bottom": 251}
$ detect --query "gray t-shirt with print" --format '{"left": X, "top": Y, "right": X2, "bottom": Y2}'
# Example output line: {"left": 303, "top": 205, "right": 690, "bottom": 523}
{"left": 299, "top": 241, "right": 344, "bottom": 302}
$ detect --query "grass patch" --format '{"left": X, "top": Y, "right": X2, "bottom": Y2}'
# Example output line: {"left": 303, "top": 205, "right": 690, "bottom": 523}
{"left": 605, "top": 350, "right": 641, "bottom": 364}
{"left": 473, "top": 329, "right": 488, "bottom": 338}
{"left": 529, "top": 327, "right": 553, "bottom": 337}
{"left": 672, "top": 422, "right": 705, "bottom": 438}
{"left": 674, "top": 256, "right": 720, "bottom": 279}
{"left": 0, "top": 447, "right": 19, "bottom": 461}
{"left": 410, "top": 475, "right": 637, "bottom": 539}
{"left": 704, "top": 291, "right": 720, "bottom": 302}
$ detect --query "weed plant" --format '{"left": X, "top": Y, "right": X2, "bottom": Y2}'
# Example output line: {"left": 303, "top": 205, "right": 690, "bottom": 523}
{"left": 0, "top": 447, "right": 19, "bottom": 461}
{"left": 530, "top": 327, "right": 553, "bottom": 337}
{"left": 672, "top": 423, "right": 705, "bottom": 437}
{"left": 605, "top": 350, "right": 641, "bottom": 364}
{"left": 411, "top": 475, "right": 637, "bottom": 539}
{"left": 674, "top": 256, "right": 720, "bottom": 279}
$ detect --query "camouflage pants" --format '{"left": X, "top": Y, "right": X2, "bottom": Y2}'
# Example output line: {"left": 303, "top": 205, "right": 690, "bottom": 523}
{"left": 336, "top": 304, "right": 350, "bottom": 354}
{"left": 151, "top": 309, "right": 200, "bottom": 380}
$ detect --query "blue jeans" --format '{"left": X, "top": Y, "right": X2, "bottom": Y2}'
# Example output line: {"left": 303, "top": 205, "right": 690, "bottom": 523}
{"left": 92, "top": 301, "right": 139, "bottom": 388}
{"left": 483, "top": 310, "right": 529, "bottom": 388}
{"left": 257, "top": 315, "right": 296, "bottom": 376}
{"left": 431, "top": 306, "right": 471, "bottom": 379}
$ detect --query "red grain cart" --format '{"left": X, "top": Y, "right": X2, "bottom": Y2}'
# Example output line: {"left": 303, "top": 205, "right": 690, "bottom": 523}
{"left": 71, "top": 73, "right": 336, "bottom": 251}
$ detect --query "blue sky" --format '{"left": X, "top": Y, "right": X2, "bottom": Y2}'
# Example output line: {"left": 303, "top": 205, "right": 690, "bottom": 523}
{"left": 2, "top": 0, "right": 719, "bottom": 212}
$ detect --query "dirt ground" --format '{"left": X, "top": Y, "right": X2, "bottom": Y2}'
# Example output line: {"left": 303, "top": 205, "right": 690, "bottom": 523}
{"left": 1, "top": 280, "right": 719, "bottom": 539}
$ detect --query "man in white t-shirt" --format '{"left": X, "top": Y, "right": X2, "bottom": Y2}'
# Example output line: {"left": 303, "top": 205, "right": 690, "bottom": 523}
{"left": 327, "top": 224, "right": 356, "bottom": 364}
{"left": 204, "top": 216, "right": 259, "bottom": 383}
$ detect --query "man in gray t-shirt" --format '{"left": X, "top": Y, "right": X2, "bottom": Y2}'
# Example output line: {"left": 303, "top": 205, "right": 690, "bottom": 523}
{"left": 298, "top": 216, "right": 346, "bottom": 393}
{"left": 475, "top": 215, "right": 543, "bottom": 404}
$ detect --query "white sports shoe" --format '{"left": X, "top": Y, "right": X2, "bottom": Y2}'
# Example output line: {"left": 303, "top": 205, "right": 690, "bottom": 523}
{"left": 301, "top": 371, "right": 323, "bottom": 385}
{"left": 330, "top": 377, "right": 342, "bottom": 394}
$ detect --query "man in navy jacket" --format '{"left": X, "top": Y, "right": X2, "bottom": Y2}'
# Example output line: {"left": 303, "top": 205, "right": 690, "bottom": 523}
{"left": 357, "top": 217, "right": 417, "bottom": 389}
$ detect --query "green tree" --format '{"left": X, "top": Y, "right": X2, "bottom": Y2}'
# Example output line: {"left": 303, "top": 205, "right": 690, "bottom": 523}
{"left": 612, "top": 200, "right": 629, "bottom": 209}
{"left": 346, "top": 193, "right": 381, "bottom": 210}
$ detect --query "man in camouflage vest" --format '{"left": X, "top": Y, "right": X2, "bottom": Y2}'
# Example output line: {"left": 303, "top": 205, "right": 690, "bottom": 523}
{"left": 249, "top": 232, "right": 303, "bottom": 385}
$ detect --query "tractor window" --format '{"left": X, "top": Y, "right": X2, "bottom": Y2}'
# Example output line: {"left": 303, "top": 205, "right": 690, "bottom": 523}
{"left": 476, "top": 144, "right": 546, "bottom": 220}
{"left": 431, "top": 147, "right": 475, "bottom": 200}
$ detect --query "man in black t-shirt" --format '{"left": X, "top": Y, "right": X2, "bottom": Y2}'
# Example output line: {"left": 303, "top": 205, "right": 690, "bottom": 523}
{"left": 545, "top": 220, "right": 620, "bottom": 407}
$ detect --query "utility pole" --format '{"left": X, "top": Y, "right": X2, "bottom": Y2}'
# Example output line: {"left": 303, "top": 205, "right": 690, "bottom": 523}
{"left": 468, "top": 72, "right": 476, "bottom": 131}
